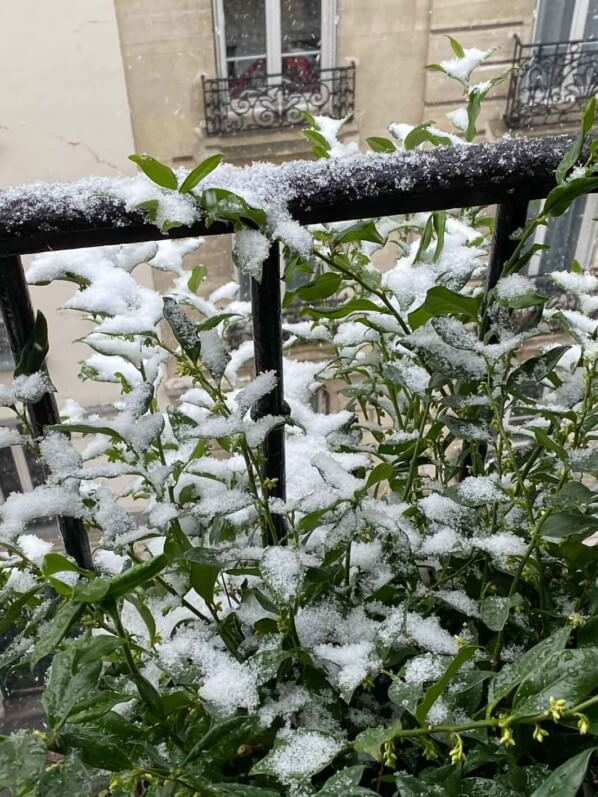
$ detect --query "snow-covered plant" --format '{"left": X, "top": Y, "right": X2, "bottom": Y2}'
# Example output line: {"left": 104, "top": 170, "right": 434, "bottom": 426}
{"left": 1, "top": 42, "right": 598, "bottom": 797}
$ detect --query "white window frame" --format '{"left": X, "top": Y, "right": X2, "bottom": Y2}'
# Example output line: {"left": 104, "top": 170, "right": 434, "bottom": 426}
{"left": 212, "top": 0, "right": 338, "bottom": 80}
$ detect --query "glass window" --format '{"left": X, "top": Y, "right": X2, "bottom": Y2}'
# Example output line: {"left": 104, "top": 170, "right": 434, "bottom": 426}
{"left": 0, "top": 447, "right": 22, "bottom": 499}
{"left": 281, "top": 0, "right": 321, "bottom": 78}
{"left": 223, "top": 0, "right": 267, "bottom": 82}
{"left": 534, "top": 0, "right": 574, "bottom": 42}
{"left": 585, "top": 0, "right": 598, "bottom": 38}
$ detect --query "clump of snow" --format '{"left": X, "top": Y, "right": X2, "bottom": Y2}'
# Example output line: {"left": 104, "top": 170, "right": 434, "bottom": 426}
{"left": 447, "top": 107, "right": 469, "bottom": 131}
{"left": 495, "top": 274, "right": 534, "bottom": 301}
{"left": 440, "top": 47, "right": 493, "bottom": 83}
{"left": 312, "top": 115, "right": 359, "bottom": 158}
{"left": 0, "top": 428, "right": 23, "bottom": 448}
{"left": 256, "top": 730, "right": 344, "bottom": 784}
{"left": 457, "top": 476, "right": 505, "bottom": 505}
{"left": 314, "top": 640, "right": 381, "bottom": 699}
{"left": 233, "top": 228, "right": 270, "bottom": 279}
{"left": 0, "top": 486, "right": 85, "bottom": 541}
{"left": 235, "top": 371, "right": 277, "bottom": 415}
{"left": 17, "top": 534, "right": 53, "bottom": 566}
{"left": 94, "top": 549, "right": 127, "bottom": 575}
{"left": 0, "top": 373, "right": 54, "bottom": 406}
{"left": 261, "top": 546, "right": 303, "bottom": 604}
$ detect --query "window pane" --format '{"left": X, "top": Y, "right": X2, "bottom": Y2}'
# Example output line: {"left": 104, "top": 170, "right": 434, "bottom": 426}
{"left": 534, "top": 0, "right": 574, "bottom": 42}
{"left": 281, "top": 0, "right": 321, "bottom": 54}
{"left": 0, "top": 448, "right": 22, "bottom": 499}
{"left": 539, "top": 195, "right": 587, "bottom": 274}
{"left": 223, "top": 0, "right": 267, "bottom": 80}
{"left": 585, "top": 0, "right": 598, "bottom": 38}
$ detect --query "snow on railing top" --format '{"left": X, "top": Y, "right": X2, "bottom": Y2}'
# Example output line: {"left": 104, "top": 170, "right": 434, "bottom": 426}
{"left": 0, "top": 135, "right": 573, "bottom": 255}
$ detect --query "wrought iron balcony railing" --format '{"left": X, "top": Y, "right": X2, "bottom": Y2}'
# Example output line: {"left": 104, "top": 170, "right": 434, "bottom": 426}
{"left": 505, "top": 34, "right": 598, "bottom": 129}
{"left": 202, "top": 64, "right": 355, "bottom": 136}
{"left": 0, "top": 135, "right": 593, "bottom": 564}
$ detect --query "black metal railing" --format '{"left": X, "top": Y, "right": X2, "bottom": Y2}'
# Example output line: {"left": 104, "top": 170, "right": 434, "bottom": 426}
{"left": 505, "top": 34, "right": 598, "bottom": 129}
{"left": 0, "top": 134, "right": 593, "bottom": 565}
{"left": 202, "top": 64, "right": 355, "bottom": 136}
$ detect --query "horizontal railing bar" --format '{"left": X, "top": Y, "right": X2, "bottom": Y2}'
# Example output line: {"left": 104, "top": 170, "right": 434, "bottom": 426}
{"left": 0, "top": 135, "right": 587, "bottom": 256}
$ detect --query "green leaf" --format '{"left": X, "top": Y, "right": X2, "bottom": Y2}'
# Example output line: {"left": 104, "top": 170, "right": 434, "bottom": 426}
{"left": 305, "top": 298, "right": 382, "bottom": 319}
{"left": 465, "top": 88, "right": 482, "bottom": 142}
{"left": 188, "top": 264, "right": 208, "bottom": 293}
{"left": 190, "top": 561, "right": 220, "bottom": 605}
{"left": 388, "top": 680, "right": 423, "bottom": 716}
{"left": 318, "top": 766, "right": 375, "bottom": 797}
{"left": 36, "top": 753, "right": 109, "bottom": 797}
{"left": 530, "top": 747, "right": 596, "bottom": 797}
{"left": 367, "top": 136, "right": 396, "bottom": 153}
{"left": 447, "top": 35, "right": 465, "bottom": 57}
{"left": 489, "top": 626, "right": 570, "bottom": 708}
{"left": 432, "top": 211, "right": 446, "bottom": 262}
{"left": 0, "top": 733, "right": 47, "bottom": 793}
{"left": 507, "top": 346, "right": 570, "bottom": 396}
{"left": 303, "top": 128, "right": 331, "bottom": 156}
{"left": 179, "top": 153, "right": 223, "bottom": 193}
{"left": 72, "top": 577, "right": 111, "bottom": 603}
{"left": 533, "top": 428, "right": 566, "bottom": 460}
{"left": 14, "top": 310, "right": 49, "bottom": 377}
{"left": 42, "top": 636, "right": 122, "bottom": 730}
{"left": 394, "top": 774, "right": 446, "bottom": 796}
{"left": 129, "top": 153, "right": 178, "bottom": 189}
{"left": 31, "top": 600, "right": 84, "bottom": 668}
{"left": 415, "top": 645, "right": 476, "bottom": 725}
{"left": 512, "top": 647, "right": 598, "bottom": 717}
{"left": 539, "top": 510, "right": 598, "bottom": 540}
{"left": 57, "top": 712, "right": 148, "bottom": 771}
{"left": 105, "top": 554, "right": 169, "bottom": 599}
{"left": 43, "top": 553, "right": 84, "bottom": 577}
{"left": 296, "top": 271, "right": 342, "bottom": 301}
{"left": 496, "top": 287, "right": 547, "bottom": 310}
{"left": 555, "top": 96, "right": 596, "bottom": 184}
{"left": 544, "top": 176, "right": 598, "bottom": 217}
{"left": 163, "top": 297, "right": 201, "bottom": 362}
{"left": 354, "top": 720, "right": 402, "bottom": 762}
{"left": 404, "top": 124, "right": 453, "bottom": 151}
{"left": 548, "top": 481, "right": 594, "bottom": 510}
{"left": 424, "top": 285, "right": 481, "bottom": 320}
{"left": 480, "top": 596, "right": 510, "bottom": 631}
{"left": 0, "top": 588, "right": 39, "bottom": 635}
{"left": 365, "top": 462, "right": 394, "bottom": 489}
{"left": 202, "top": 187, "right": 267, "bottom": 228}
{"left": 335, "top": 220, "right": 384, "bottom": 246}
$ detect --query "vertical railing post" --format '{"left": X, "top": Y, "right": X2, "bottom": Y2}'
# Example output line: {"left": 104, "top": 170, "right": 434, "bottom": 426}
{"left": 250, "top": 243, "right": 288, "bottom": 543}
{"left": 481, "top": 196, "right": 531, "bottom": 341}
{"left": 0, "top": 254, "right": 93, "bottom": 570}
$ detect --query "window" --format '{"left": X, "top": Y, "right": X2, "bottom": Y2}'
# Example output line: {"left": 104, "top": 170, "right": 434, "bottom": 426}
{"left": 213, "top": 0, "right": 337, "bottom": 83}
{"left": 533, "top": 0, "right": 598, "bottom": 42}
{"left": 527, "top": 194, "right": 598, "bottom": 278}
{"left": 0, "top": 316, "right": 14, "bottom": 371}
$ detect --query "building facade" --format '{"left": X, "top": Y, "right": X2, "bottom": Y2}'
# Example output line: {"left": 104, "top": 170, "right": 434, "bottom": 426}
{"left": 0, "top": 0, "right": 597, "bottom": 496}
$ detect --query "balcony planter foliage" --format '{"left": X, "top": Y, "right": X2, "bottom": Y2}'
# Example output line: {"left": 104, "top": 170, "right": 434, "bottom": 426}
{"left": 1, "top": 41, "right": 598, "bottom": 797}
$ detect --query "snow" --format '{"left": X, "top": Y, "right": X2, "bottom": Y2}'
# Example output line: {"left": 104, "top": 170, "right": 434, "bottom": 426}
{"left": 472, "top": 532, "right": 527, "bottom": 561}
{"left": 495, "top": 274, "right": 534, "bottom": 301}
{"left": 235, "top": 371, "right": 277, "bottom": 415}
{"left": 440, "top": 47, "right": 493, "bottom": 83}
{"left": 437, "top": 589, "right": 480, "bottom": 618}
{"left": 260, "top": 730, "right": 344, "bottom": 784}
{"left": 148, "top": 238, "right": 202, "bottom": 274}
{"left": 551, "top": 270, "right": 598, "bottom": 295}
{"left": 0, "top": 486, "right": 85, "bottom": 541}
{"left": 199, "top": 329, "right": 229, "bottom": 377}
{"left": 0, "top": 428, "right": 23, "bottom": 448}
{"left": 312, "top": 115, "right": 359, "bottom": 158}
{"left": 233, "top": 228, "right": 270, "bottom": 279}
{"left": 94, "top": 549, "right": 127, "bottom": 575}
{"left": 314, "top": 640, "right": 381, "bottom": 698}
{"left": 0, "top": 373, "right": 54, "bottom": 406}
{"left": 378, "top": 606, "right": 458, "bottom": 655}
{"left": 261, "top": 546, "right": 303, "bottom": 604}
{"left": 447, "top": 107, "right": 469, "bottom": 131}
{"left": 457, "top": 476, "right": 505, "bottom": 505}
{"left": 403, "top": 653, "right": 446, "bottom": 684}
{"left": 17, "top": 534, "right": 53, "bottom": 566}
{"left": 419, "top": 493, "right": 467, "bottom": 524}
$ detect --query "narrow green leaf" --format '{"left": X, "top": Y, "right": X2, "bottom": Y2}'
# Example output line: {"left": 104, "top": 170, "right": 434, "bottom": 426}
{"left": 366, "top": 462, "right": 394, "bottom": 489}
{"left": 0, "top": 733, "right": 47, "bottom": 794}
{"left": 480, "top": 596, "right": 510, "bottom": 632}
{"left": 415, "top": 645, "right": 476, "bottom": 725}
{"left": 106, "top": 554, "right": 169, "bottom": 600}
{"left": 14, "top": 310, "right": 49, "bottom": 377}
{"left": 179, "top": 153, "right": 223, "bottom": 193}
{"left": 129, "top": 153, "right": 178, "bottom": 190}
{"left": 31, "top": 601, "right": 84, "bottom": 668}
{"left": 447, "top": 35, "right": 465, "bottom": 57}
{"left": 367, "top": 136, "right": 396, "bottom": 153}
{"left": 297, "top": 272, "right": 342, "bottom": 301}
{"left": 530, "top": 747, "right": 596, "bottom": 797}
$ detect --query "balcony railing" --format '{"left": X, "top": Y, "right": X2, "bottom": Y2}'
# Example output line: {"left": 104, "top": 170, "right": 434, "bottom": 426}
{"left": 0, "top": 134, "right": 592, "bottom": 565}
{"left": 505, "top": 34, "right": 598, "bottom": 129}
{"left": 202, "top": 64, "right": 355, "bottom": 136}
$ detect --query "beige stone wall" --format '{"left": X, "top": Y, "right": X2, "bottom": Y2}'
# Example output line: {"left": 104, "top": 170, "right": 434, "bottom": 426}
{"left": 337, "top": 0, "right": 432, "bottom": 142}
{"left": 0, "top": 0, "right": 139, "bottom": 411}
{"left": 114, "top": 0, "right": 218, "bottom": 164}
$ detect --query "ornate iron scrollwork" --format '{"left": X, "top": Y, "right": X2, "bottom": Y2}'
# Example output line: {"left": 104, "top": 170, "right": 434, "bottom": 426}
{"left": 202, "top": 65, "right": 356, "bottom": 136}
{"left": 505, "top": 35, "right": 598, "bottom": 129}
